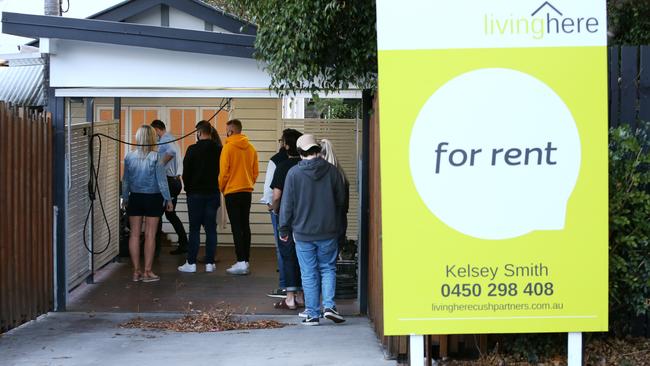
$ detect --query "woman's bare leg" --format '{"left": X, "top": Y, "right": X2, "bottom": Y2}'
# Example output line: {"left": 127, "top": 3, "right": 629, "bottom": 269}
{"left": 129, "top": 216, "right": 143, "bottom": 276}
{"left": 143, "top": 216, "right": 160, "bottom": 276}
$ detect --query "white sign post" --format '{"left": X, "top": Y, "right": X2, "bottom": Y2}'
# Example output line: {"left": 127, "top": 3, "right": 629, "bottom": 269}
{"left": 568, "top": 332, "right": 582, "bottom": 366}
{"left": 409, "top": 334, "right": 425, "bottom": 366}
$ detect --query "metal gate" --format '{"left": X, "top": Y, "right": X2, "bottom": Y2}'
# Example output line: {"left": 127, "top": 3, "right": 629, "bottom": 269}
{"left": 65, "top": 121, "right": 119, "bottom": 289}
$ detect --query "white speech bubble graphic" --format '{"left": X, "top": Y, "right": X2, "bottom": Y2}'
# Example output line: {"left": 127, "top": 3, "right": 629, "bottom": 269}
{"left": 410, "top": 68, "right": 581, "bottom": 240}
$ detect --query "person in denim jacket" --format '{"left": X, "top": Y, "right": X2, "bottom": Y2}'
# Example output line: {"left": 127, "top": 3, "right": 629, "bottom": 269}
{"left": 122, "top": 125, "right": 173, "bottom": 283}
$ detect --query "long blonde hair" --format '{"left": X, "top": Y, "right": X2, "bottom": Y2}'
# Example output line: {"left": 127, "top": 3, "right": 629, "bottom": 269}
{"left": 135, "top": 125, "right": 157, "bottom": 155}
{"left": 320, "top": 139, "right": 337, "bottom": 166}
{"left": 320, "top": 139, "right": 347, "bottom": 181}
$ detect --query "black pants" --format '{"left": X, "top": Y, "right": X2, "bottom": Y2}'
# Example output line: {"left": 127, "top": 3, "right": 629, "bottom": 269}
{"left": 225, "top": 192, "right": 252, "bottom": 262}
{"left": 157, "top": 177, "right": 188, "bottom": 248}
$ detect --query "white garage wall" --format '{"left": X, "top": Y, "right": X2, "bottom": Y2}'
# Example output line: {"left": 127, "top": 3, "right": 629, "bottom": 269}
{"left": 50, "top": 40, "right": 270, "bottom": 89}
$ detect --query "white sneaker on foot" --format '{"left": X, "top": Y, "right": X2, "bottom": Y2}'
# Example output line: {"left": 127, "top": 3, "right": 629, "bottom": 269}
{"left": 226, "top": 261, "right": 250, "bottom": 275}
{"left": 177, "top": 261, "right": 196, "bottom": 273}
{"left": 205, "top": 263, "right": 216, "bottom": 273}
{"left": 299, "top": 311, "right": 323, "bottom": 319}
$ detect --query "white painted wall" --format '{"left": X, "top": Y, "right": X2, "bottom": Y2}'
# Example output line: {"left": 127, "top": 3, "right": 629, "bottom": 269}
{"left": 169, "top": 7, "right": 205, "bottom": 31}
{"left": 49, "top": 39, "right": 271, "bottom": 89}
{"left": 119, "top": 6, "right": 233, "bottom": 33}
{"left": 125, "top": 5, "right": 161, "bottom": 26}
{"left": 211, "top": 24, "right": 232, "bottom": 33}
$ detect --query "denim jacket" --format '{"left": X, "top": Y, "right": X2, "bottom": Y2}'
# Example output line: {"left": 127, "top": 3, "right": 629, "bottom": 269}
{"left": 122, "top": 150, "right": 171, "bottom": 203}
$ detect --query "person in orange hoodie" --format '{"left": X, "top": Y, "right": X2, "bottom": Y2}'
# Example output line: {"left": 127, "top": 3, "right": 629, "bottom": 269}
{"left": 219, "top": 119, "right": 259, "bottom": 275}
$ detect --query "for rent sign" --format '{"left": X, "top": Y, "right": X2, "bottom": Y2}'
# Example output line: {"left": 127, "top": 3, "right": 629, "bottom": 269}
{"left": 376, "top": 0, "right": 608, "bottom": 335}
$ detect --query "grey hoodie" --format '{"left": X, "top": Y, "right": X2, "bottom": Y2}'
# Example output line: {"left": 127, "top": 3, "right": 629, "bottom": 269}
{"left": 279, "top": 157, "right": 345, "bottom": 241}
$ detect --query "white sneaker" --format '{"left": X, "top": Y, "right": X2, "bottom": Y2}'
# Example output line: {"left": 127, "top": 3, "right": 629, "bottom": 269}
{"left": 177, "top": 261, "right": 196, "bottom": 273}
{"left": 205, "top": 263, "right": 216, "bottom": 273}
{"left": 226, "top": 261, "right": 250, "bottom": 275}
{"left": 299, "top": 311, "right": 323, "bottom": 319}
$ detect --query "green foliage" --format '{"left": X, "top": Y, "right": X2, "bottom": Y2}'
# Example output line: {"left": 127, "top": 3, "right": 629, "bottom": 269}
{"left": 205, "top": 0, "right": 650, "bottom": 91}
{"left": 214, "top": 0, "right": 377, "bottom": 95}
{"left": 310, "top": 98, "right": 358, "bottom": 119}
{"left": 609, "top": 121, "right": 650, "bottom": 335}
{"left": 608, "top": 0, "right": 650, "bottom": 45}
{"left": 497, "top": 333, "right": 566, "bottom": 361}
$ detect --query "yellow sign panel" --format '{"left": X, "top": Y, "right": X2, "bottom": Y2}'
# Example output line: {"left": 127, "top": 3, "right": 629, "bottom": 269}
{"left": 377, "top": 1, "right": 608, "bottom": 335}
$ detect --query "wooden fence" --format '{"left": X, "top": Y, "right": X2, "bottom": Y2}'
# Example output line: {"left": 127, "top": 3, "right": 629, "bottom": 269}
{"left": 367, "top": 94, "right": 488, "bottom": 363}
{"left": 611, "top": 45, "right": 650, "bottom": 338}
{"left": 0, "top": 102, "right": 53, "bottom": 333}
{"left": 367, "top": 92, "right": 408, "bottom": 358}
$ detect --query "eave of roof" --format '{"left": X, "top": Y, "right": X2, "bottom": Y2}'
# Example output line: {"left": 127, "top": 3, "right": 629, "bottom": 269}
{"left": 2, "top": 12, "right": 255, "bottom": 59}
{"left": 89, "top": 0, "right": 256, "bottom": 35}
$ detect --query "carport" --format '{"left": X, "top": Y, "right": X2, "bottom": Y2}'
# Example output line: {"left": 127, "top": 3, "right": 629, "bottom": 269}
{"left": 1, "top": 2, "right": 368, "bottom": 317}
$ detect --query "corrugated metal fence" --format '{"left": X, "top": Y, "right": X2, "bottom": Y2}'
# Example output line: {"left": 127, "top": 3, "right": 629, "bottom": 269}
{"left": 0, "top": 102, "right": 53, "bottom": 333}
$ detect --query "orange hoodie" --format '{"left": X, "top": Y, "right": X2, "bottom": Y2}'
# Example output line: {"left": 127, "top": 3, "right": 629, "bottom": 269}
{"left": 218, "top": 133, "right": 259, "bottom": 195}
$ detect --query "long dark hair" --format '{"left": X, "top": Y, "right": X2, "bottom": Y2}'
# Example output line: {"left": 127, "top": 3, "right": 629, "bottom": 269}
{"left": 210, "top": 126, "right": 223, "bottom": 148}
{"left": 282, "top": 128, "right": 303, "bottom": 156}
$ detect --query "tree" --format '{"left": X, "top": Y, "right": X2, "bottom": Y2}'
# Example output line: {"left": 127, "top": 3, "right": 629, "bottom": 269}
{"left": 608, "top": 122, "right": 650, "bottom": 335}
{"left": 205, "top": 0, "right": 650, "bottom": 95}
{"left": 608, "top": 0, "right": 650, "bottom": 45}
{"left": 205, "top": 0, "right": 376, "bottom": 95}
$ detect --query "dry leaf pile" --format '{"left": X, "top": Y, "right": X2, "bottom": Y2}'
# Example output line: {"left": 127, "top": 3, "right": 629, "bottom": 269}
{"left": 438, "top": 353, "right": 564, "bottom": 366}
{"left": 120, "top": 308, "right": 287, "bottom": 333}
{"left": 400, "top": 338, "right": 650, "bottom": 366}
{"left": 584, "top": 338, "right": 650, "bottom": 366}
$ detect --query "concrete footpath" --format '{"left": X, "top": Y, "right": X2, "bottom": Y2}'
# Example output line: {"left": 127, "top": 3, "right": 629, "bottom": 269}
{"left": 0, "top": 312, "right": 396, "bottom": 366}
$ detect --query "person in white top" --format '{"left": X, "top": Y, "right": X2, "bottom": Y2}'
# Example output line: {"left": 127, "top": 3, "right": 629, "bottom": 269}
{"left": 262, "top": 131, "right": 290, "bottom": 298}
{"left": 151, "top": 120, "right": 188, "bottom": 256}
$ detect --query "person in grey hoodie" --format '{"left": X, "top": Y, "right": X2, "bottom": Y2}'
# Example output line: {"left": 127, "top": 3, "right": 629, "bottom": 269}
{"left": 279, "top": 134, "right": 346, "bottom": 326}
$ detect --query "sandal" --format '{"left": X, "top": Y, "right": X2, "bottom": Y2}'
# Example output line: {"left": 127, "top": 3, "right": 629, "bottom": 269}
{"left": 132, "top": 271, "right": 142, "bottom": 282}
{"left": 142, "top": 272, "right": 160, "bottom": 283}
{"left": 273, "top": 299, "right": 297, "bottom": 310}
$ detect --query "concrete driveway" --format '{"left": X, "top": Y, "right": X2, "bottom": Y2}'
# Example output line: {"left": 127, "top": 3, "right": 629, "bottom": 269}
{"left": 0, "top": 312, "right": 396, "bottom": 366}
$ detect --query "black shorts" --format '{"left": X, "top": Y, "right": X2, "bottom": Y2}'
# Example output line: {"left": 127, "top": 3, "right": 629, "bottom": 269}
{"left": 126, "top": 193, "right": 164, "bottom": 217}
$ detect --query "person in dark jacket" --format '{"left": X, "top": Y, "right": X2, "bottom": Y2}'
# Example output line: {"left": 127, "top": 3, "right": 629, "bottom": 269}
{"left": 263, "top": 135, "right": 289, "bottom": 298}
{"left": 178, "top": 120, "right": 221, "bottom": 273}
{"left": 279, "top": 134, "right": 346, "bottom": 326}
{"left": 270, "top": 129, "right": 304, "bottom": 310}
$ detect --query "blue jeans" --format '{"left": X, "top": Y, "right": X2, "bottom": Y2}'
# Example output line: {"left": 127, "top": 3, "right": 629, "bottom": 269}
{"left": 270, "top": 211, "right": 285, "bottom": 288}
{"left": 295, "top": 237, "right": 338, "bottom": 318}
{"left": 187, "top": 193, "right": 219, "bottom": 265}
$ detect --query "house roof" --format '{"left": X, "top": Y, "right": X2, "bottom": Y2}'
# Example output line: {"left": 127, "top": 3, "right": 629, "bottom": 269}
{"left": 0, "top": 56, "right": 46, "bottom": 106}
{"left": 89, "top": 0, "right": 256, "bottom": 35}
{"left": 2, "top": 12, "right": 255, "bottom": 58}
